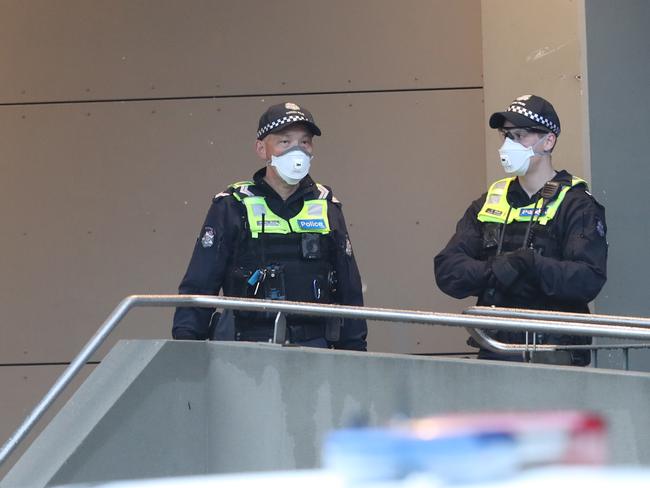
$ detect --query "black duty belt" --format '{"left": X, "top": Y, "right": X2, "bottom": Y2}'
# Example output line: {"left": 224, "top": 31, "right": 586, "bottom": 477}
{"left": 235, "top": 323, "right": 325, "bottom": 343}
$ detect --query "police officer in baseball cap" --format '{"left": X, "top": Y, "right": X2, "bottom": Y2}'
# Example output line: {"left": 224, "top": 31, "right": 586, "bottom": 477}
{"left": 435, "top": 94, "right": 608, "bottom": 366}
{"left": 173, "top": 102, "right": 367, "bottom": 350}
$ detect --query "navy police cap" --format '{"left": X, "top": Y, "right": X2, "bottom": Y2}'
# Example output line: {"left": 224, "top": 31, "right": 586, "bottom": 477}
{"left": 257, "top": 102, "right": 322, "bottom": 140}
{"left": 489, "top": 94, "right": 561, "bottom": 136}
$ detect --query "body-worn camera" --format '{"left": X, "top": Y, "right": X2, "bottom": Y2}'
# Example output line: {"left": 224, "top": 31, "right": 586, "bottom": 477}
{"left": 301, "top": 233, "right": 322, "bottom": 260}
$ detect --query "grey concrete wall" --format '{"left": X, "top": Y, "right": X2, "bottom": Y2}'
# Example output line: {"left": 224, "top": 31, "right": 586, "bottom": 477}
{"left": 583, "top": 1, "right": 650, "bottom": 370}
{"left": 0, "top": 364, "right": 96, "bottom": 481}
{"left": 4, "top": 340, "right": 650, "bottom": 487}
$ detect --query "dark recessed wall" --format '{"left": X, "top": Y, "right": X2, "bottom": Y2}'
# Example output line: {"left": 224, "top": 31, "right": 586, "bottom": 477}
{"left": 584, "top": 0, "right": 650, "bottom": 370}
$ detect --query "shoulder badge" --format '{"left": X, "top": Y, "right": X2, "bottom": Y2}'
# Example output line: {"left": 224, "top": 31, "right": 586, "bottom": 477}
{"left": 345, "top": 235, "right": 353, "bottom": 257}
{"left": 201, "top": 226, "right": 215, "bottom": 248}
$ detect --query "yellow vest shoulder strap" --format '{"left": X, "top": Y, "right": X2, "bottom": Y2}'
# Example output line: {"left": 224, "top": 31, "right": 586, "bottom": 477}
{"left": 477, "top": 175, "right": 587, "bottom": 225}
{"left": 477, "top": 177, "right": 516, "bottom": 223}
{"left": 228, "top": 181, "right": 256, "bottom": 201}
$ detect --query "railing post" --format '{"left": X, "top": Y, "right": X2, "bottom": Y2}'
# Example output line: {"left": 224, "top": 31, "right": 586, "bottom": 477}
{"left": 273, "top": 312, "right": 287, "bottom": 344}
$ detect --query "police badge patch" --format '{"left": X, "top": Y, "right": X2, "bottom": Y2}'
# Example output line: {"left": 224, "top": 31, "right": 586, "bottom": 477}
{"left": 201, "top": 227, "right": 215, "bottom": 248}
{"left": 596, "top": 219, "right": 606, "bottom": 238}
{"left": 345, "top": 235, "right": 353, "bottom": 256}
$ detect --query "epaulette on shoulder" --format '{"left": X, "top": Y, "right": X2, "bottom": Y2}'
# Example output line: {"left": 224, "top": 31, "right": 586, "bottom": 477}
{"left": 213, "top": 180, "right": 255, "bottom": 202}
{"left": 564, "top": 176, "right": 589, "bottom": 196}
{"left": 213, "top": 190, "right": 231, "bottom": 202}
{"left": 575, "top": 179, "right": 589, "bottom": 190}
{"left": 314, "top": 182, "right": 340, "bottom": 203}
{"left": 230, "top": 180, "right": 255, "bottom": 189}
{"left": 227, "top": 180, "right": 257, "bottom": 202}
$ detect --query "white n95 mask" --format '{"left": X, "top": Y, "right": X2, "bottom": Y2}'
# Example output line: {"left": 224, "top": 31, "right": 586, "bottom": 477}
{"left": 498, "top": 135, "right": 548, "bottom": 176}
{"left": 270, "top": 146, "right": 313, "bottom": 185}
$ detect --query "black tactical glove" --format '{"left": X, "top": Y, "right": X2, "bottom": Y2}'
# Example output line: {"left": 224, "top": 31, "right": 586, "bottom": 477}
{"left": 490, "top": 249, "right": 536, "bottom": 291}
{"left": 507, "top": 274, "right": 541, "bottom": 305}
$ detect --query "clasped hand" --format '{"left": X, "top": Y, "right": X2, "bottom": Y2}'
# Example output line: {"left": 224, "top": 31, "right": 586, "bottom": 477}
{"left": 490, "top": 248, "right": 536, "bottom": 291}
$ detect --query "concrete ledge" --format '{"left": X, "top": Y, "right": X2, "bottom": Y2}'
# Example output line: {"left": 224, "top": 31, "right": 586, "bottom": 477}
{"left": 3, "top": 340, "right": 650, "bottom": 486}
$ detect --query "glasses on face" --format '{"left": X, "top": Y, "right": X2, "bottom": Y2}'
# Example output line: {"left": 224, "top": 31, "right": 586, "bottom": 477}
{"left": 498, "top": 127, "right": 548, "bottom": 142}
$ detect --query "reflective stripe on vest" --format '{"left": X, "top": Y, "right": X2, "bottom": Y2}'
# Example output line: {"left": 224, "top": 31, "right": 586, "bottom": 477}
{"left": 227, "top": 181, "right": 332, "bottom": 237}
{"left": 241, "top": 198, "right": 330, "bottom": 238}
{"left": 477, "top": 176, "right": 586, "bottom": 225}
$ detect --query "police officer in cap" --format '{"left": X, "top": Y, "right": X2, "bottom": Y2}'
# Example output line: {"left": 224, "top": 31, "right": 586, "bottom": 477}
{"left": 173, "top": 102, "right": 367, "bottom": 350}
{"left": 434, "top": 94, "right": 608, "bottom": 365}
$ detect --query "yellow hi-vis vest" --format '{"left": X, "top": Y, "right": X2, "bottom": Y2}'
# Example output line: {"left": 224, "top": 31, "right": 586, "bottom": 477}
{"left": 477, "top": 176, "right": 586, "bottom": 225}
{"left": 230, "top": 181, "right": 331, "bottom": 238}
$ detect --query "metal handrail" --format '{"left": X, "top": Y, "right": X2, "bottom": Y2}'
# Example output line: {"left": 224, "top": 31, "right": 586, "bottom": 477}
{"left": 462, "top": 306, "right": 650, "bottom": 368}
{"left": 465, "top": 306, "right": 650, "bottom": 329}
{"left": 466, "top": 326, "right": 650, "bottom": 353}
{"left": 463, "top": 306, "right": 650, "bottom": 352}
{"left": 4, "top": 294, "right": 650, "bottom": 468}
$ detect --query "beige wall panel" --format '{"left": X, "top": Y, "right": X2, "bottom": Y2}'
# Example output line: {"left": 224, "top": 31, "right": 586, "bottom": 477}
{"left": 312, "top": 91, "right": 486, "bottom": 353}
{"left": 0, "top": 364, "right": 95, "bottom": 477}
{"left": 0, "top": 0, "right": 482, "bottom": 103}
{"left": 481, "top": 0, "right": 587, "bottom": 183}
{"left": 0, "top": 90, "right": 483, "bottom": 362}
{"left": 0, "top": 99, "right": 242, "bottom": 363}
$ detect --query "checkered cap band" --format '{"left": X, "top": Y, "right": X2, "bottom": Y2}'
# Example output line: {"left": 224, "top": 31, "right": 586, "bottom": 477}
{"left": 257, "top": 114, "right": 311, "bottom": 139}
{"left": 507, "top": 105, "right": 560, "bottom": 135}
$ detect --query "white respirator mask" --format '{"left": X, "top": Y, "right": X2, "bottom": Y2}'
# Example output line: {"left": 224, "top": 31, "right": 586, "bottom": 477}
{"left": 498, "top": 134, "right": 548, "bottom": 176}
{"left": 270, "top": 146, "right": 313, "bottom": 185}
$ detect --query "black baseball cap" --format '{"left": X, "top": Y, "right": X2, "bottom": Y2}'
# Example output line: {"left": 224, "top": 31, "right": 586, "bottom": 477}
{"left": 489, "top": 94, "right": 561, "bottom": 136}
{"left": 256, "top": 102, "right": 322, "bottom": 140}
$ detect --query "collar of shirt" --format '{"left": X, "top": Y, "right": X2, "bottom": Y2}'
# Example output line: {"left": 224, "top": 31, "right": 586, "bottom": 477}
{"left": 250, "top": 167, "right": 320, "bottom": 220}
{"left": 507, "top": 170, "right": 572, "bottom": 207}
{"left": 252, "top": 167, "right": 318, "bottom": 201}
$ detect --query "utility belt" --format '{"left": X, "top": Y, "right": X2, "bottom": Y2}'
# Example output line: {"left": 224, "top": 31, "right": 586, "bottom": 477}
{"left": 227, "top": 263, "right": 337, "bottom": 309}
{"left": 225, "top": 260, "right": 341, "bottom": 343}
{"left": 235, "top": 322, "right": 331, "bottom": 343}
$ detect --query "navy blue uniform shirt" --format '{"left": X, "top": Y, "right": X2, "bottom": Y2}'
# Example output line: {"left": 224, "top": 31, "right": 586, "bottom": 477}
{"left": 434, "top": 170, "right": 608, "bottom": 307}
{"left": 173, "top": 168, "right": 368, "bottom": 351}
